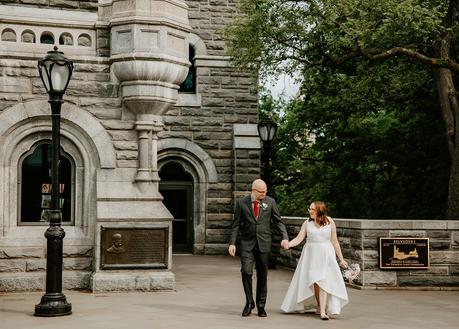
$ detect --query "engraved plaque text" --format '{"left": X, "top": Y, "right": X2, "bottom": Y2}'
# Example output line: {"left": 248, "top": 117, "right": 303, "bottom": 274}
{"left": 101, "top": 226, "right": 168, "bottom": 269}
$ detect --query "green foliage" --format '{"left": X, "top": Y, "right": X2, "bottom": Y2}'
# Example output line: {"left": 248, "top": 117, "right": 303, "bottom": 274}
{"left": 227, "top": 0, "right": 455, "bottom": 218}
{"left": 225, "top": 0, "right": 450, "bottom": 80}
{"left": 267, "top": 59, "right": 449, "bottom": 218}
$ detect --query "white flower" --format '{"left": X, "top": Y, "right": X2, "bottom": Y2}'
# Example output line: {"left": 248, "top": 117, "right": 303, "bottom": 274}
{"left": 342, "top": 263, "right": 360, "bottom": 283}
{"left": 261, "top": 202, "right": 268, "bottom": 210}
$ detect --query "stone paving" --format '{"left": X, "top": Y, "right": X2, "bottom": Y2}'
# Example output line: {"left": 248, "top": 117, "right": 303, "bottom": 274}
{"left": 0, "top": 255, "right": 458, "bottom": 329}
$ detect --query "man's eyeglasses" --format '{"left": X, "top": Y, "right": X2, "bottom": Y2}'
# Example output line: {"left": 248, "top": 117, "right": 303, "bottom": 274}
{"left": 253, "top": 189, "right": 267, "bottom": 194}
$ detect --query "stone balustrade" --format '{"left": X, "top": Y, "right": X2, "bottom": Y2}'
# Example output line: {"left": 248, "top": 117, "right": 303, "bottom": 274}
{"left": 0, "top": 4, "right": 97, "bottom": 56}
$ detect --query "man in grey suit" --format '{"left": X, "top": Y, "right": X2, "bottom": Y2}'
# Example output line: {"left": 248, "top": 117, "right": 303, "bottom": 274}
{"left": 229, "top": 179, "right": 289, "bottom": 317}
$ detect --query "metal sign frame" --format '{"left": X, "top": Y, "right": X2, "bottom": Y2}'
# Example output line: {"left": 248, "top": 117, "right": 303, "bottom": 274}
{"left": 379, "top": 237, "right": 429, "bottom": 270}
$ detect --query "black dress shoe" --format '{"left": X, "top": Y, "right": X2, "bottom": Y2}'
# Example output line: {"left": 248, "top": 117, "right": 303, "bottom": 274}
{"left": 242, "top": 303, "right": 255, "bottom": 317}
{"left": 258, "top": 308, "right": 267, "bottom": 317}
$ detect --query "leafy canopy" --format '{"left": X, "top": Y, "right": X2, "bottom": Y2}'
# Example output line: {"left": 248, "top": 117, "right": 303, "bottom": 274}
{"left": 266, "top": 59, "right": 449, "bottom": 218}
{"left": 226, "top": 0, "right": 451, "bottom": 80}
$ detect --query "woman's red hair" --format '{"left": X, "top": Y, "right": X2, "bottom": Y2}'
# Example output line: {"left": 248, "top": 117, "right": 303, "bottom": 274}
{"left": 310, "top": 201, "right": 329, "bottom": 226}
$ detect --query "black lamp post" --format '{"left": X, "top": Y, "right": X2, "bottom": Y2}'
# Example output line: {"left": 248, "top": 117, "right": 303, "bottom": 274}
{"left": 257, "top": 118, "right": 278, "bottom": 184}
{"left": 34, "top": 46, "right": 73, "bottom": 317}
{"left": 257, "top": 118, "right": 278, "bottom": 269}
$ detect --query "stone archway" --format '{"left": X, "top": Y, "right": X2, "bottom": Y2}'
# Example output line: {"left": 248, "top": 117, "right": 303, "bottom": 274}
{"left": 0, "top": 100, "right": 115, "bottom": 168}
{"left": 157, "top": 138, "right": 218, "bottom": 254}
{"left": 0, "top": 100, "right": 116, "bottom": 239}
{"left": 0, "top": 100, "right": 116, "bottom": 291}
{"left": 159, "top": 161, "right": 194, "bottom": 253}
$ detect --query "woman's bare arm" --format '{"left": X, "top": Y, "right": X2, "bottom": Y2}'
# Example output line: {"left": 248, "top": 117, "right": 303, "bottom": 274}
{"left": 331, "top": 220, "right": 348, "bottom": 267}
{"left": 288, "top": 221, "right": 308, "bottom": 248}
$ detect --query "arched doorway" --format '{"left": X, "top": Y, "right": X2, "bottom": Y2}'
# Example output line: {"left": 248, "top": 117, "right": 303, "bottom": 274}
{"left": 159, "top": 162, "right": 194, "bottom": 253}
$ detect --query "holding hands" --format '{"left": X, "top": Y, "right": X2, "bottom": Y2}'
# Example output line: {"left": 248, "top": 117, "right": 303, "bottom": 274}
{"left": 280, "top": 240, "right": 289, "bottom": 250}
{"left": 229, "top": 240, "right": 289, "bottom": 257}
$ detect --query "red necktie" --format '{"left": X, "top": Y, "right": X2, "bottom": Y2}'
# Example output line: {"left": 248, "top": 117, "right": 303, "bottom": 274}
{"left": 253, "top": 200, "right": 259, "bottom": 218}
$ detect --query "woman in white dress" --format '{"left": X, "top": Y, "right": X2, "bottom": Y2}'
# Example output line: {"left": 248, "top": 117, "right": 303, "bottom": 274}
{"left": 281, "top": 201, "right": 348, "bottom": 320}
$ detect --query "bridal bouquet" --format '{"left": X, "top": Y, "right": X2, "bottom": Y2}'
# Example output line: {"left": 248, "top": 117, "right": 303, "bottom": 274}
{"left": 342, "top": 263, "right": 360, "bottom": 283}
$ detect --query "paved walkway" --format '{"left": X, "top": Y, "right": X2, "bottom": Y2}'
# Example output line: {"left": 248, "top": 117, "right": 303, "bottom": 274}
{"left": 0, "top": 255, "right": 458, "bottom": 329}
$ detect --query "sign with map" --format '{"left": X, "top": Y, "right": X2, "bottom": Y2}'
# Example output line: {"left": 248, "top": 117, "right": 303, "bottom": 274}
{"left": 379, "top": 237, "right": 429, "bottom": 269}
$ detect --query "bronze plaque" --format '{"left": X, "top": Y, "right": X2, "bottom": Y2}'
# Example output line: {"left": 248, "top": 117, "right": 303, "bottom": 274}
{"left": 101, "top": 226, "right": 168, "bottom": 269}
{"left": 379, "top": 237, "right": 429, "bottom": 269}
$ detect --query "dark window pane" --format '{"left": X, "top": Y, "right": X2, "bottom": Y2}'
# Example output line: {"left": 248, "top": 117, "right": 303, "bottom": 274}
{"left": 179, "top": 45, "right": 196, "bottom": 93}
{"left": 20, "top": 143, "right": 73, "bottom": 223}
{"left": 159, "top": 162, "right": 192, "bottom": 181}
{"left": 40, "top": 33, "right": 54, "bottom": 44}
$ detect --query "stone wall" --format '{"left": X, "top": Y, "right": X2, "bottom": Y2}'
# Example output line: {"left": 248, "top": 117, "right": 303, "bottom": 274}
{"left": 0, "top": 0, "right": 260, "bottom": 292}
{"left": 187, "top": 0, "right": 237, "bottom": 56}
{"left": 277, "top": 217, "right": 459, "bottom": 289}
{"left": 0, "top": 246, "right": 93, "bottom": 291}
{"left": 0, "top": 0, "right": 98, "bottom": 11}
{"left": 161, "top": 0, "right": 260, "bottom": 253}
{"left": 0, "top": 54, "right": 115, "bottom": 291}
{"left": 162, "top": 66, "right": 259, "bottom": 255}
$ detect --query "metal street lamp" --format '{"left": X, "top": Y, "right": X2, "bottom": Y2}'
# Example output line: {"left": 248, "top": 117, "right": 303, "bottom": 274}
{"left": 35, "top": 46, "right": 73, "bottom": 317}
{"left": 257, "top": 118, "right": 277, "bottom": 184}
{"left": 257, "top": 118, "right": 278, "bottom": 269}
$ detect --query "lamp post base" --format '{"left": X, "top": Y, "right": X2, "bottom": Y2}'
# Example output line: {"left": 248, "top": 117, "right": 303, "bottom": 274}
{"left": 34, "top": 292, "right": 72, "bottom": 317}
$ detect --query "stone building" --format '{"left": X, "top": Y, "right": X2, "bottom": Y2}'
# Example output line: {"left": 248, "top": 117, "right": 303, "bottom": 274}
{"left": 0, "top": 0, "right": 261, "bottom": 291}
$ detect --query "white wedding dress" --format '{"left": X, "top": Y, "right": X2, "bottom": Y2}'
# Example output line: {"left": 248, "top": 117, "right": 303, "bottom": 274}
{"left": 281, "top": 219, "right": 348, "bottom": 314}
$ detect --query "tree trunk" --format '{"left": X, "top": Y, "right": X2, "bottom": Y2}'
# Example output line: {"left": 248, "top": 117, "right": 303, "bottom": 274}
{"left": 434, "top": 68, "right": 459, "bottom": 219}
{"left": 434, "top": 0, "right": 458, "bottom": 219}
{"left": 447, "top": 144, "right": 459, "bottom": 219}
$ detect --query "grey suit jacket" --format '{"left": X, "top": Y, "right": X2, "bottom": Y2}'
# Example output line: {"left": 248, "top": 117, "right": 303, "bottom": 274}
{"left": 229, "top": 195, "right": 288, "bottom": 253}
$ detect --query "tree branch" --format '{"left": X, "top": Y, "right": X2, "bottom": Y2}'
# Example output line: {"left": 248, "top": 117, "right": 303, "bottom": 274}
{"left": 322, "top": 45, "right": 459, "bottom": 73}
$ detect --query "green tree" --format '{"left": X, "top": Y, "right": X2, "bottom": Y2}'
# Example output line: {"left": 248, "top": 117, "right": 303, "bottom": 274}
{"left": 226, "top": 0, "right": 459, "bottom": 218}
{"left": 265, "top": 59, "right": 449, "bottom": 218}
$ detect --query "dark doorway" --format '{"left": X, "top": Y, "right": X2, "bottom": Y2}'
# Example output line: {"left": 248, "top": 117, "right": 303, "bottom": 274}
{"left": 159, "top": 162, "right": 194, "bottom": 253}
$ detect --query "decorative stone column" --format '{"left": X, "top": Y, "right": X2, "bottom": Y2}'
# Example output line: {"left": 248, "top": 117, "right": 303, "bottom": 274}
{"left": 135, "top": 125, "right": 153, "bottom": 183}
{"left": 91, "top": 0, "right": 191, "bottom": 292}
{"left": 151, "top": 119, "right": 163, "bottom": 183}
{"left": 134, "top": 116, "right": 164, "bottom": 187}
{"left": 111, "top": 0, "right": 190, "bottom": 179}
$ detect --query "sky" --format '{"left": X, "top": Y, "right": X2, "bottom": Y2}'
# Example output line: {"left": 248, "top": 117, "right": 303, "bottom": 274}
{"left": 266, "top": 74, "right": 301, "bottom": 99}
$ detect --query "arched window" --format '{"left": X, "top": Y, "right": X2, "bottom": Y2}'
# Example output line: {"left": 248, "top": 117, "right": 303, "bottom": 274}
{"left": 21, "top": 30, "right": 35, "bottom": 43}
{"left": 19, "top": 142, "right": 74, "bottom": 224}
{"left": 59, "top": 32, "right": 73, "bottom": 46}
{"left": 179, "top": 45, "right": 196, "bottom": 93}
{"left": 1, "top": 28, "right": 16, "bottom": 42}
{"left": 40, "top": 32, "right": 54, "bottom": 45}
{"left": 77, "top": 33, "right": 91, "bottom": 47}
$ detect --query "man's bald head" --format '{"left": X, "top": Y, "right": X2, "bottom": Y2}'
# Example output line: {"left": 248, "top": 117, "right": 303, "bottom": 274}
{"left": 252, "top": 179, "right": 267, "bottom": 190}
{"left": 251, "top": 179, "right": 267, "bottom": 200}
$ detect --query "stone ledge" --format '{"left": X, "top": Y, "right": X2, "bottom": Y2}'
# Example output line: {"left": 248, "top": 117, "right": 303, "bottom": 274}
{"left": 362, "top": 271, "right": 397, "bottom": 286}
{"left": 90, "top": 270, "right": 175, "bottom": 292}
{"left": 204, "top": 243, "right": 227, "bottom": 255}
{"left": 0, "top": 270, "right": 91, "bottom": 292}
{"left": 0, "top": 4, "right": 98, "bottom": 25}
{"left": 64, "top": 271, "right": 92, "bottom": 290}
{"left": 398, "top": 275, "right": 459, "bottom": 287}
{"left": 0, "top": 272, "right": 44, "bottom": 292}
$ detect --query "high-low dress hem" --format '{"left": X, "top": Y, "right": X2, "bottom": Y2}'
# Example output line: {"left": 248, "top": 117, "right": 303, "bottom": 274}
{"left": 280, "top": 219, "right": 348, "bottom": 315}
